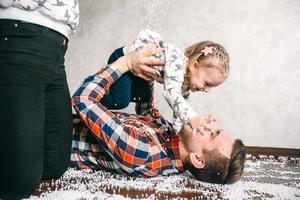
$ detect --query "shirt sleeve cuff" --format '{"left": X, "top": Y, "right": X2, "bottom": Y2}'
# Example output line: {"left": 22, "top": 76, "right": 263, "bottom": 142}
{"left": 96, "top": 64, "right": 123, "bottom": 84}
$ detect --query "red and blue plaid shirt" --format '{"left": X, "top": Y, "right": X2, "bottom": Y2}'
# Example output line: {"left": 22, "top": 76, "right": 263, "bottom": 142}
{"left": 71, "top": 64, "right": 184, "bottom": 177}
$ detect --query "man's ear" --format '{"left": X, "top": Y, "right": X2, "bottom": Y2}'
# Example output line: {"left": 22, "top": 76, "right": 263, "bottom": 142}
{"left": 189, "top": 152, "right": 205, "bottom": 169}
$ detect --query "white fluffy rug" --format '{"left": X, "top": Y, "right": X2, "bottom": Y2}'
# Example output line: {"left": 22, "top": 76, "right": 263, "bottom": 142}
{"left": 26, "top": 155, "right": 300, "bottom": 200}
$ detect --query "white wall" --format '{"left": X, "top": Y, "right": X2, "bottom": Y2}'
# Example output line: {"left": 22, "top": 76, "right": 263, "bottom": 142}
{"left": 66, "top": 0, "right": 300, "bottom": 149}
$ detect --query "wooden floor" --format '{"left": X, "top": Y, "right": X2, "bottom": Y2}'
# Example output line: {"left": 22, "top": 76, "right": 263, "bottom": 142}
{"left": 29, "top": 147, "right": 300, "bottom": 200}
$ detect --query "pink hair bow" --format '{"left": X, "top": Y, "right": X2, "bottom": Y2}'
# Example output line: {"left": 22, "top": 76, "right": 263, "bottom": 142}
{"left": 201, "top": 46, "right": 214, "bottom": 56}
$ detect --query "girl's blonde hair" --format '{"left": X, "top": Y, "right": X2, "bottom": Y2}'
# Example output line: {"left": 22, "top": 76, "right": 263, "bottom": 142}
{"left": 185, "top": 41, "right": 230, "bottom": 77}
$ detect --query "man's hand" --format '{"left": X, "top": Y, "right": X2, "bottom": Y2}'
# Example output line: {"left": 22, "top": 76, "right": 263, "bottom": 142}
{"left": 125, "top": 44, "right": 165, "bottom": 81}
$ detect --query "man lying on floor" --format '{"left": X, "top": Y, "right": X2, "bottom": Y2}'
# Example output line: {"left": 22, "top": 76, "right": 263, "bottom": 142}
{"left": 70, "top": 46, "right": 246, "bottom": 184}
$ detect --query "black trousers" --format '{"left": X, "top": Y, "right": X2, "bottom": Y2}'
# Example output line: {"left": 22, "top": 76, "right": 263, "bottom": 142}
{"left": 0, "top": 19, "right": 73, "bottom": 199}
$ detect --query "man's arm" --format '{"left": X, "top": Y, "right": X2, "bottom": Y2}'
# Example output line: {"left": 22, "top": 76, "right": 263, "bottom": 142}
{"left": 72, "top": 49, "right": 164, "bottom": 174}
{"left": 72, "top": 64, "right": 152, "bottom": 174}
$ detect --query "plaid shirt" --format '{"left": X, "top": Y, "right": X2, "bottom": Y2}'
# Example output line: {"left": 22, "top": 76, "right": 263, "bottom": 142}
{"left": 71, "top": 64, "right": 184, "bottom": 177}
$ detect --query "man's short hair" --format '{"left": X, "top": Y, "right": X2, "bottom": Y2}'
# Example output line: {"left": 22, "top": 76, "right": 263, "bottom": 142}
{"left": 184, "top": 139, "right": 246, "bottom": 184}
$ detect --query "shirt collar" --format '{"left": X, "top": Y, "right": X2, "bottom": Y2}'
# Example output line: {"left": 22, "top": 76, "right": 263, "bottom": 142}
{"left": 165, "top": 136, "right": 185, "bottom": 172}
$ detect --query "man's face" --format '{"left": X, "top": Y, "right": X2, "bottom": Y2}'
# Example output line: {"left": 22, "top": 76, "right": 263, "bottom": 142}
{"left": 197, "top": 129, "right": 235, "bottom": 159}
{"left": 182, "top": 126, "right": 235, "bottom": 159}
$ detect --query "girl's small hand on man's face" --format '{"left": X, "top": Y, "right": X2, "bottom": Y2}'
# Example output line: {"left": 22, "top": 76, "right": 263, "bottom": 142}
{"left": 189, "top": 114, "right": 219, "bottom": 137}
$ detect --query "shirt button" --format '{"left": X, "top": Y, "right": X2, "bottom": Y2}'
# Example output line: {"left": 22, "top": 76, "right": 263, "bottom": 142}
{"left": 114, "top": 103, "right": 117, "bottom": 107}
{"left": 166, "top": 138, "right": 170, "bottom": 142}
{"left": 14, "top": 23, "right": 18, "bottom": 27}
{"left": 133, "top": 97, "right": 136, "bottom": 101}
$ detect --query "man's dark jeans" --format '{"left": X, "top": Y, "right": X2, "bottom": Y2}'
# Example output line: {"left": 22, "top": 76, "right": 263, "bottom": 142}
{"left": 0, "top": 19, "right": 73, "bottom": 199}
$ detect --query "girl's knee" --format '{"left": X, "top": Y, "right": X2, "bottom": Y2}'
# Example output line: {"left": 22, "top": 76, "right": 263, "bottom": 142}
{"left": 114, "top": 99, "right": 130, "bottom": 109}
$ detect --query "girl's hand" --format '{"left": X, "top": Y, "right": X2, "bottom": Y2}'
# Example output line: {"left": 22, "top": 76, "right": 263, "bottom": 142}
{"left": 189, "top": 115, "right": 207, "bottom": 133}
{"left": 189, "top": 114, "right": 218, "bottom": 136}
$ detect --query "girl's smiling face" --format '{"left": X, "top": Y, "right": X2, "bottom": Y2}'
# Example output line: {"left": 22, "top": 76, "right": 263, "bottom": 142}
{"left": 187, "top": 56, "right": 226, "bottom": 92}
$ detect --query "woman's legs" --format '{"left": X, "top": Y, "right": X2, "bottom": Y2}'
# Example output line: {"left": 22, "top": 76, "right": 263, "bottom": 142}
{"left": 0, "top": 19, "right": 72, "bottom": 199}
{"left": 42, "top": 65, "right": 73, "bottom": 180}
{"left": 0, "top": 86, "right": 45, "bottom": 199}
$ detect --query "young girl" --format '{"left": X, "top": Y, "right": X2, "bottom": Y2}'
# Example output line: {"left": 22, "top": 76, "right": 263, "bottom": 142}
{"left": 100, "top": 29, "right": 230, "bottom": 132}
